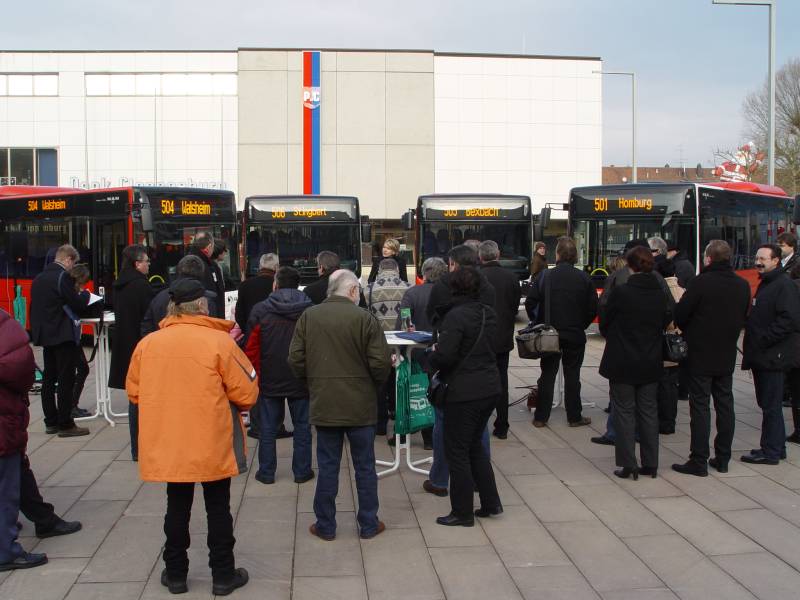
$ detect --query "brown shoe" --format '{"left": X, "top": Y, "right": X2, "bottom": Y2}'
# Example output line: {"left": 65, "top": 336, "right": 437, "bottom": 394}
{"left": 57, "top": 425, "right": 90, "bottom": 437}
{"left": 423, "top": 480, "right": 448, "bottom": 497}
{"left": 532, "top": 420, "right": 547, "bottom": 428}
{"left": 568, "top": 417, "right": 592, "bottom": 428}
{"left": 361, "top": 520, "right": 386, "bottom": 539}
{"left": 309, "top": 523, "right": 335, "bottom": 541}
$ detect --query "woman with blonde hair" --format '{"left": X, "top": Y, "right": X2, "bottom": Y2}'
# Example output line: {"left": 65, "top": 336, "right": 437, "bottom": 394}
{"left": 367, "top": 237, "right": 408, "bottom": 283}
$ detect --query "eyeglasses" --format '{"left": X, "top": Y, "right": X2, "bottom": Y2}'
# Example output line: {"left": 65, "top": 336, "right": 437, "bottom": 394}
{"left": 650, "top": 249, "right": 659, "bottom": 254}
{"left": 137, "top": 258, "right": 151, "bottom": 264}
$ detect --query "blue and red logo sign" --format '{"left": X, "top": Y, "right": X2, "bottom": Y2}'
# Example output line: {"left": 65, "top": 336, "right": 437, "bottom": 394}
{"left": 303, "top": 51, "right": 321, "bottom": 194}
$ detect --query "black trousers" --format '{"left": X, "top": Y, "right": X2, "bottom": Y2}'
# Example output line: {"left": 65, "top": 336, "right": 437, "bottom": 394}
{"left": 534, "top": 341, "right": 586, "bottom": 424}
{"left": 611, "top": 382, "right": 659, "bottom": 469}
{"left": 493, "top": 352, "right": 510, "bottom": 435}
{"left": 72, "top": 346, "right": 90, "bottom": 408}
{"left": 657, "top": 366, "right": 679, "bottom": 433}
{"left": 19, "top": 455, "right": 58, "bottom": 533}
{"left": 443, "top": 396, "right": 501, "bottom": 519}
{"left": 41, "top": 342, "right": 78, "bottom": 429}
{"left": 164, "top": 478, "right": 235, "bottom": 582}
{"left": 688, "top": 373, "right": 735, "bottom": 466}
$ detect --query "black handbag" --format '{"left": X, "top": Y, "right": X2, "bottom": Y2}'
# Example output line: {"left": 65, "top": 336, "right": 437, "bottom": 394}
{"left": 663, "top": 331, "right": 688, "bottom": 363}
{"left": 427, "top": 308, "right": 486, "bottom": 407}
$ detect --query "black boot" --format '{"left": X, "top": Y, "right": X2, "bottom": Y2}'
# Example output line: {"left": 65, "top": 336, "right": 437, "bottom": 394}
{"left": 788, "top": 408, "right": 800, "bottom": 444}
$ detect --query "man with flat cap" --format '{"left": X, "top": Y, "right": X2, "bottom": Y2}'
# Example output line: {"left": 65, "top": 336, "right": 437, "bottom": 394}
{"left": 126, "top": 278, "right": 258, "bottom": 596}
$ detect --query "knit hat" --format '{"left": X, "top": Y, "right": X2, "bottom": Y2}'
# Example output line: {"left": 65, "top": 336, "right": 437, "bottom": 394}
{"left": 168, "top": 279, "right": 205, "bottom": 305}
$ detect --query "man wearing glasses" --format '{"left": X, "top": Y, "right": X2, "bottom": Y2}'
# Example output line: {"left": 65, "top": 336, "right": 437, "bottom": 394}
{"left": 109, "top": 245, "right": 155, "bottom": 461}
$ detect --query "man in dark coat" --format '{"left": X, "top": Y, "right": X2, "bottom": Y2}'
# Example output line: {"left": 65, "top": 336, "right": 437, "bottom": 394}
{"left": 0, "top": 309, "right": 47, "bottom": 571}
{"left": 526, "top": 237, "right": 597, "bottom": 428}
{"left": 288, "top": 269, "right": 391, "bottom": 541}
{"left": 426, "top": 245, "right": 496, "bottom": 332}
{"left": 235, "top": 253, "right": 277, "bottom": 330}
{"left": 243, "top": 267, "right": 314, "bottom": 485}
{"left": 108, "top": 245, "right": 155, "bottom": 461}
{"left": 667, "top": 244, "right": 696, "bottom": 289}
{"left": 29, "top": 244, "right": 90, "bottom": 437}
{"left": 141, "top": 255, "right": 217, "bottom": 337}
{"left": 304, "top": 251, "right": 367, "bottom": 308}
{"left": 671, "top": 240, "right": 751, "bottom": 476}
{"left": 479, "top": 240, "right": 522, "bottom": 439}
{"left": 778, "top": 232, "right": 799, "bottom": 274}
{"left": 303, "top": 251, "right": 341, "bottom": 306}
{"left": 740, "top": 244, "right": 800, "bottom": 465}
{"left": 187, "top": 232, "right": 225, "bottom": 318}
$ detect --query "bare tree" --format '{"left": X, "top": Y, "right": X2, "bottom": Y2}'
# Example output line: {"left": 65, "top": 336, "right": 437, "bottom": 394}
{"left": 743, "top": 58, "right": 800, "bottom": 194}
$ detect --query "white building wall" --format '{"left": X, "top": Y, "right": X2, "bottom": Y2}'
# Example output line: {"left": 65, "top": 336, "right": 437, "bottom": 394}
{"left": 0, "top": 52, "right": 238, "bottom": 196}
{"left": 434, "top": 55, "right": 602, "bottom": 212}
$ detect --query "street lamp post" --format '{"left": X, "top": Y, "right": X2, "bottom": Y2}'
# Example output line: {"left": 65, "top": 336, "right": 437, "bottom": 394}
{"left": 712, "top": 0, "right": 776, "bottom": 186}
{"left": 595, "top": 70, "right": 637, "bottom": 183}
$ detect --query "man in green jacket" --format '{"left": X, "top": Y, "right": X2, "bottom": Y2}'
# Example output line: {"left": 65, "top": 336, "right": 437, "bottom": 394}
{"left": 288, "top": 269, "right": 391, "bottom": 541}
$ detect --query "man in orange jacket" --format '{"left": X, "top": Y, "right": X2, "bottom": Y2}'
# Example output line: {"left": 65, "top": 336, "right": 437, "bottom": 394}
{"left": 126, "top": 279, "right": 258, "bottom": 596}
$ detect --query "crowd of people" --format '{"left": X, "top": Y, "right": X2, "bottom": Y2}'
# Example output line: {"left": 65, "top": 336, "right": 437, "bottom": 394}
{"left": 2, "top": 230, "right": 800, "bottom": 595}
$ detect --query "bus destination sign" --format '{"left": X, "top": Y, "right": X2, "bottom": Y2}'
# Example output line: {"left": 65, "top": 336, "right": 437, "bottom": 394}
{"left": 592, "top": 196, "right": 654, "bottom": 213}
{"left": 248, "top": 199, "right": 357, "bottom": 222}
{"left": 424, "top": 205, "right": 527, "bottom": 220}
{"left": 160, "top": 198, "right": 213, "bottom": 217}
{"left": 26, "top": 198, "right": 69, "bottom": 213}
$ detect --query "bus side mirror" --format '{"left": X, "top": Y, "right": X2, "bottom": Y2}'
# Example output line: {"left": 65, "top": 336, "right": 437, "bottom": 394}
{"left": 539, "top": 207, "right": 551, "bottom": 229}
{"left": 793, "top": 196, "right": 800, "bottom": 225}
{"left": 402, "top": 209, "right": 415, "bottom": 230}
{"left": 360, "top": 216, "right": 372, "bottom": 243}
{"left": 533, "top": 207, "right": 550, "bottom": 241}
{"left": 135, "top": 191, "right": 154, "bottom": 233}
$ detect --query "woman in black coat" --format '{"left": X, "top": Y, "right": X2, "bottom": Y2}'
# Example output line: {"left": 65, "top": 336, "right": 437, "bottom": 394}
{"left": 108, "top": 245, "right": 155, "bottom": 461}
{"left": 367, "top": 238, "right": 408, "bottom": 283}
{"left": 428, "top": 267, "right": 502, "bottom": 526}
{"left": 599, "top": 246, "right": 671, "bottom": 479}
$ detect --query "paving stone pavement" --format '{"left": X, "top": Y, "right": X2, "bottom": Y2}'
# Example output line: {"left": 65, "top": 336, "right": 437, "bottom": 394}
{"left": 4, "top": 327, "right": 800, "bottom": 599}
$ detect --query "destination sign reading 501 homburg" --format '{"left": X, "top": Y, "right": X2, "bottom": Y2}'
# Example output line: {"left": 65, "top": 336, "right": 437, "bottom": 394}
{"left": 593, "top": 196, "right": 654, "bottom": 212}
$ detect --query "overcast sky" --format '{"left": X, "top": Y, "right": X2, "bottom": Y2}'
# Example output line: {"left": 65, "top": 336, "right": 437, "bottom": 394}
{"left": 3, "top": 0, "right": 799, "bottom": 168}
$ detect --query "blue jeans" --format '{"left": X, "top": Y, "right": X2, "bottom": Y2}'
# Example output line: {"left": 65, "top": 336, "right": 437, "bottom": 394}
{"left": 429, "top": 405, "right": 490, "bottom": 490}
{"left": 0, "top": 453, "right": 23, "bottom": 564}
{"left": 314, "top": 425, "right": 379, "bottom": 538}
{"left": 752, "top": 370, "right": 786, "bottom": 461}
{"left": 257, "top": 396, "right": 311, "bottom": 480}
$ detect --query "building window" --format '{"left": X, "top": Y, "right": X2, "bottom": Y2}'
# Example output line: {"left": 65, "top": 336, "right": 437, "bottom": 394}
{"left": 0, "top": 149, "right": 58, "bottom": 186}
{"left": 0, "top": 74, "right": 58, "bottom": 96}
{"left": 85, "top": 72, "right": 237, "bottom": 96}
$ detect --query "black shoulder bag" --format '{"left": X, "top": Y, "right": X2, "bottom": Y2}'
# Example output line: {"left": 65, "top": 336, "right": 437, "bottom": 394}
{"left": 516, "top": 269, "right": 561, "bottom": 359}
{"left": 427, "top": 307, "right": 486, "bottom": 407}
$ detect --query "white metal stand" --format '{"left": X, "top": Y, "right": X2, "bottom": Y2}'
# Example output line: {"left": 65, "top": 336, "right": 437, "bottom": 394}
{"left": 76, "top": 312, "right": 127, "bottom": 427}
{"left": 376, "top": 332, "right": 433, "bottom": 478}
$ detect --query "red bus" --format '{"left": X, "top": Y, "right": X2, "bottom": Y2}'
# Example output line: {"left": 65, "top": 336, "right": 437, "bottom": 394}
{"left": 568, "top": 181, "right": 795, "bottom": 294}
{"left": 0, "top": 185, "right": 239, "bottom": 325}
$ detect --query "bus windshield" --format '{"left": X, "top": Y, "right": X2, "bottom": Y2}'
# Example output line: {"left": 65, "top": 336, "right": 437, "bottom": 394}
{"left": 569, "top": 185, "right": 696, "bottom": 274}
{"left": 244, "top": 223, "right": 360, "bottom": 282}
{"left": 420, "top": 222, "right": 531, "bottom": 273}
{"left": 148, "top": 222, "right": 239, "bottom": 287}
